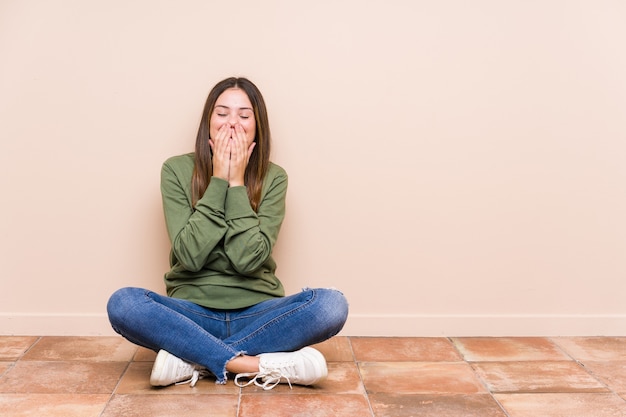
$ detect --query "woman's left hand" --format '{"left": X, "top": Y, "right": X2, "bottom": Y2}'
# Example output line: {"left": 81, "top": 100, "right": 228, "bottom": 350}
{"left": 228, "top": 124, "right": 256, "bottom": 187}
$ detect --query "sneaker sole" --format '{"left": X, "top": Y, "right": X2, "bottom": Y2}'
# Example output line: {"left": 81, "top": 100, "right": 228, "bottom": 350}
{"left": 150, "top": 350, "right": 167, "bottom": 387}
{"left": 150, "top": 349, "right": 178, "bottom": 386}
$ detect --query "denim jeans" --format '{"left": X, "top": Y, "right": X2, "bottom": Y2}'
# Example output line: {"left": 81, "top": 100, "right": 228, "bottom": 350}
{"left": 106, "top": 287, "right": 349, "bottom": 383}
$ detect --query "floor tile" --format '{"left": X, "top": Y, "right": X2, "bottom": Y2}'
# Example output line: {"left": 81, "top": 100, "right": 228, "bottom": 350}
{"left": 351, "top": 337, "right": 462, "bottom": 362}
{"left": 369, "top": 393, "right": 508, "bottom": 417}
{"left": 307, "top": 362, "right": 366, "bottom": 394}
{"left": 133, "top": 346, "right": 157, "bottom": 362}
{"left": 495, "top": 393, "right": 626, "bottom": 417}
{"left": 360, "top": 362, "right": 486, "bottom": 394}
{"left": 582, "top": 361, "right": 626, "bottom": 396}
{"left": 0, "top": 362, "right": 12, "bottom": 377}
{"left": 240, "top": 362, "right": 365, "bottom": 395}
{"left": 0, "top": 394, "right": 109, "bottom": 417}
{"left": 312, "top": 336, "right": 354, "bottom": 362}
{"left": 553, "top": 337, "right": 626, "bottom": 362}
{"left": 452, "top": 337, "right": 570, "bottom": 362}
{"left": 101, "top": 394, "right": 238, "bottom": 417}
{"left": 0, "top": 336, "right": 39, "bottom": 360}
{"left": 4, "top": 335, "right": 623, "bottom": 416}
{"left": 116, "top": 361, "right": 239, "bottom": 394}
{"left": 0, "top": 360, "right": 127, "bottom": 394}
{"left": 22, "top": 336, "right": 137, "bottom": 362}
{"left": 239, "top": 393, "right": 372, "bottom": 417}
{"left": 473, "top": 361, "right": 608, "bottom": 393}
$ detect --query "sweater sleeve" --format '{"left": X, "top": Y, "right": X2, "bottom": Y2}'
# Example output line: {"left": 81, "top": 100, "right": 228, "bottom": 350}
{"left": 223, "top": 168, "right": 288, "bottom": 274}
{"left": 161, "top": 161, "right": 229, "bottom": 272}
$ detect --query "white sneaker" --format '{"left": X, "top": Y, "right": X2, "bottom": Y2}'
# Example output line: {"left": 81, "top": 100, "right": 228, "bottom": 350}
{"left": 234, "top": 347, "right": 328, "bottom": 390}
{"left": 149, "top": 350, "right": 209, "bottom": 387}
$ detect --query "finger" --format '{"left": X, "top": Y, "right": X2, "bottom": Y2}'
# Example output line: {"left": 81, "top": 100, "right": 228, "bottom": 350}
{"left": 234, "top": 124, "right": 247, "bottom": 144}
{"left": 236, "top": 125, "right": 250, "bottom": 155}
{"left": 229, "top": 126, "right": 244, "bottom": 155}
{"left": 230, "top": 134, "right": 243, "bottom": 162}
{"left": 213, "top": 125, "right": 232, "bottom": 154}
{"left": 216, "top": 124, "right": 231, "bottom": 142}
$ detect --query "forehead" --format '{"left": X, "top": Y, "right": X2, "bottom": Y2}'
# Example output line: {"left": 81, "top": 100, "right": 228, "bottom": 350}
{"left": 215, "top": 88, "right": 253, "bottom": 109}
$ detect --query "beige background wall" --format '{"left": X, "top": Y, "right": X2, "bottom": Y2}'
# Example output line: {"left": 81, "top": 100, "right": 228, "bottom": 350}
{"left": 1, "top": 0, "right": 625, "bottom": 336}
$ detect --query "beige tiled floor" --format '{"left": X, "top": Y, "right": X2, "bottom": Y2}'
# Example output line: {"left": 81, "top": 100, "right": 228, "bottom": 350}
{"left": 1, "top": 336, "right": 625, "bottom": 416}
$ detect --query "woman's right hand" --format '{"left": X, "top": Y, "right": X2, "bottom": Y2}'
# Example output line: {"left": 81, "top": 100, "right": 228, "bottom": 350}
{"left": 208, "top": 124, "right": 232, "bottom": 181}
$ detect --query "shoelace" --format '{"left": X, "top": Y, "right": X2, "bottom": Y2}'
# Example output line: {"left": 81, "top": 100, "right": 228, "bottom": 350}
{"left": 234, "top": 368, "right": 294, "bottom": 390}
{"left": 175, "top": 368, "right": 211, "bottom": 388}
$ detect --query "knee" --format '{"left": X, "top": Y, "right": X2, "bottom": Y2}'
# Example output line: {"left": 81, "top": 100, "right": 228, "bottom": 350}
{"left": 106, "top": 287, "right": 144, "bottom": 327}
{"left": 314, "top": 288, "right": 349, "bottom": 333}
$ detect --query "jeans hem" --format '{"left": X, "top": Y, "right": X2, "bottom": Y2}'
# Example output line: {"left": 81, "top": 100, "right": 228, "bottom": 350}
{"left": 216, "top": 350, "right": 247, "bottom": 384}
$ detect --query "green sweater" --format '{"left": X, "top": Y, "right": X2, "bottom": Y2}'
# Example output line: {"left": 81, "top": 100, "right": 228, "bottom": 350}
{"left": 160, "top": 153, "right": 287, "bottom": 309}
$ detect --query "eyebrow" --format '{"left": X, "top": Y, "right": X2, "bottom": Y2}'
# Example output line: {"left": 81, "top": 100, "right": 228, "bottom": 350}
{"left": 215, "top": 105, "right": 253, "bottom": 111}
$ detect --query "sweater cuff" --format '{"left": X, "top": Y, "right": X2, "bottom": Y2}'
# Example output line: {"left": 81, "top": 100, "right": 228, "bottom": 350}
{"left": 197, "top": 177, "right": 229, "bottom": 212}
{"left": 225, "top": 186, "right": 255, "bottom": 220}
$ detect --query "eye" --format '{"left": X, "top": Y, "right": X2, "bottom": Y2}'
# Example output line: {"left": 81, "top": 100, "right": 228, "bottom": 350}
{"left": 240, "top": 115, "right": 250, "bottom": 119}
{"left": 217, "top": 113, "right": 227, "bottom": 117}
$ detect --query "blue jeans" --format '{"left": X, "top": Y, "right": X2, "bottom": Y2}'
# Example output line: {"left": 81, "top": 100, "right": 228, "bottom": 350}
{"left": 106, "top": 287, "right": 349, "bottom": 383}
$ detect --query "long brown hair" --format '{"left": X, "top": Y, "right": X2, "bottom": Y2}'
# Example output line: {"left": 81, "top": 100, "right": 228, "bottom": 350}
{"left": 191, "top": 77, "right": 271, "bottom": 211}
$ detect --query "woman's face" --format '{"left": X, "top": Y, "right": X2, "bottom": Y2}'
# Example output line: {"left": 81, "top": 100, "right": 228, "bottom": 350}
{"left": 209, "top": 88, "right": 256, "bottom": 146}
